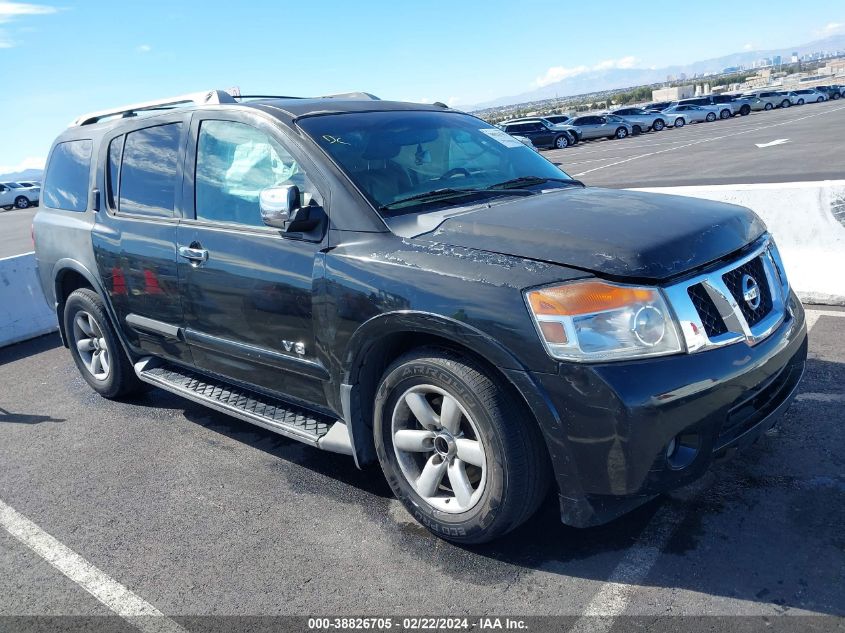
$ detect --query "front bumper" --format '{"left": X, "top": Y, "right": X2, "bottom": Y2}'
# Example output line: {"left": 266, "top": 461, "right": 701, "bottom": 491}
{"left": 524, "top": 293, "right": 807, "bottom": 527}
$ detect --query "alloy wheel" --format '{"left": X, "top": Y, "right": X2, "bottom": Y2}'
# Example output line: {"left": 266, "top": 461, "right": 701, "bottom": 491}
{"left": 390, "top": 384, "right": 487, "bottom": 513}
{"left": 72, "top": 311, "right": 111, "bottom": 381}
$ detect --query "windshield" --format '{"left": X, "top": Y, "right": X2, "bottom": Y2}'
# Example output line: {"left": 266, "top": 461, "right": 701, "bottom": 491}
{"left": 298, "top": 111, "right": 575, "bottom": 214}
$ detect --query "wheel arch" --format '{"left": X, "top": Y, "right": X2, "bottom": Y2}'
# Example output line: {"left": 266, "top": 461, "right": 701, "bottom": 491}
{"left": 340, "top": 311, "right": 559, "bottom": 469}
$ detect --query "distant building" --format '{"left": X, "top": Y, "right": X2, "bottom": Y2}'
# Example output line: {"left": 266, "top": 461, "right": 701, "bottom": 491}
{"left": 652, "top": 85, "right": 694, "bottom": 101}
{"left": 773, "top": 55, "right": 782, "bottom": 66}
{"left": 791, "top": 52, "right": 799, "bottom": 63}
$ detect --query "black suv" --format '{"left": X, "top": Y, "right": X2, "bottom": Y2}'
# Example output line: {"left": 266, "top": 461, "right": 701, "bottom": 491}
{"left": 34, "top": 90, "right": 807, "bottom": 544}
{"left": 499, "top": 118, "right": 580, "bottom": 149}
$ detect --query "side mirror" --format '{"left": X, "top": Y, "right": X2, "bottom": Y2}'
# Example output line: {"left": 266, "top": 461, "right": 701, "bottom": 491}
{"left": 260, "top": 185, "right": 299, "bottom": 229}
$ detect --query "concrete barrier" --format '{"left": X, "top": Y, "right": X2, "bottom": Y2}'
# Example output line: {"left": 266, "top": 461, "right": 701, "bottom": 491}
{"left": 0, "top": 252, "right": 58, "bottom": 347}
{"left": 631, "top": 180, "right": 845, "bottom": 306}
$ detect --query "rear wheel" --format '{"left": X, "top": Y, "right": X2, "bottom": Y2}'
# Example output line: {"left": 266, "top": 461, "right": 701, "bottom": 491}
{"left": 652, "top": 119, "right": 665, "bottom": 131}
{"left": 797, "top": 98, "right": 805, "bottom": 105}
{"left": 631, "top": 125, "right": 642, "bottom": 135}
{"left": 674, "top": 117, "right": 685, "bottom": 127}
{"left": 705, "top": 112, "right": 717, "bottom": 122}
{"left": 14, "top": 196, "right": 30, "bottom": 209}
{"left": 817, "top": 97, "right": 824, "bottom": 103}
{"left": 739, "top": 105, "right": 751, "bottom": 116}
{"left": 781, "top": 99, "right": 791, "bottom": 108}
{"left": 764, "top": 102, "right": 773, "bottom": 111}
{"left": 374, "top": 349, "right": 550, "bottom": 544}
{"left": 554, "top": 134, "right": 569, "bottom": 149}
{"left": 833, "top": 93, "right": 841, "bottom": 100}
{"left": 64, "top": 288, "right": 145, "bottom": 399}
{"left": 719, "top": 109, "right": 731, "bottom": 119}
{"left": 614, "top": 127, "right": 628, "bottom": 139}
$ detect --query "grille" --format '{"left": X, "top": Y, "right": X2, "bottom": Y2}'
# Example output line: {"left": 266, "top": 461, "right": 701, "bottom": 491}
{"left": 687, "top": 284, "right": 728, "bottom": 337}
{"left": 722, "top": 256, "right": 773, "bottom": 327}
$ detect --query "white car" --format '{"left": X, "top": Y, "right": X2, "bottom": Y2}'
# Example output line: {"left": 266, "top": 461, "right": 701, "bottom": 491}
{"left": 0, "top": 182, "right": 39, "bottom": 209}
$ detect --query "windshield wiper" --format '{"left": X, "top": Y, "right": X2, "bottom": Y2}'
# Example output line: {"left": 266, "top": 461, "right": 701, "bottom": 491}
{"left": 486, "top": 176, "right": 584, "bottom": 190}
{"left": 379, "top": 187, "right": 530, "bottom": 211}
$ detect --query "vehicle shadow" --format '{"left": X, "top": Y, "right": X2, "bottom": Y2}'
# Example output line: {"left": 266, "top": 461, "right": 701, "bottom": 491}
{"left": 126, "top": 353, "right": 843, "bottom": 616}
{"left": 0, "top": 406, "right": 65, "bottom": 425}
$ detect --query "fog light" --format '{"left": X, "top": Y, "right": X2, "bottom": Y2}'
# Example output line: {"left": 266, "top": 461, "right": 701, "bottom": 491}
{"left": 666, "top": 432, "right": 701, "bottom": 470}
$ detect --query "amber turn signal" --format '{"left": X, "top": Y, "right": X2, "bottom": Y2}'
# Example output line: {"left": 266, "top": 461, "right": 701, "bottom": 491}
{"left": 527, "top": 281, "right": 656, "bottom": 316}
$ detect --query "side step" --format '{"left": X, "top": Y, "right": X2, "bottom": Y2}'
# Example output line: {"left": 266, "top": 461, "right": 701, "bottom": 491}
{"left": 134, "top": 358, "right": 353, "bottom": 456}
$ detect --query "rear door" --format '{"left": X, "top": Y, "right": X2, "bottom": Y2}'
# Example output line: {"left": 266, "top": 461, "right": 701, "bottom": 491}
{"left": 176, "top": 110, "right": 331, "bottom": 408}
{"left": 92, "top": 114, "right": 192, "bottom": 364}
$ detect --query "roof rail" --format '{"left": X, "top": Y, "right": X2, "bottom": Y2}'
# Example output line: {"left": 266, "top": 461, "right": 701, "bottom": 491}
{"left": 320, "top": 92, "right": 380, "bottom": 100}
{"left": 71, "top": 89, "right": 238, "bottom": 126}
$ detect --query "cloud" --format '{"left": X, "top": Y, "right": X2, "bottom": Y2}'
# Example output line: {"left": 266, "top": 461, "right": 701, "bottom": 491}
{"left": 818, "top": 21, "right": 844, "bottom": 36}
{"left": 534, "top": 56, "right": 639, "bottom": 87}
{"left": 743, "top": 43, "right": 754, "bottom": 51}
{"left": 0, "top": 2, "right": 57, "bottom": 48}
{"left": 0, "top": 155, "right": 46, "bottom": 175}
{"left": 136, "top": 43, "right": 151, "bottom": 53}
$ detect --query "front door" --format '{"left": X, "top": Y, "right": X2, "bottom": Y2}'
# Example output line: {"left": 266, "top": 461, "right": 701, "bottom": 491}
{"left": 176, "top": 113, "right": 330, "bottom": 409}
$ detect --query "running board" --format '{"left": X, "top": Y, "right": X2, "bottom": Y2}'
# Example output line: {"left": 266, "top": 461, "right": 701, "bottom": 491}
{"left": 134, "top": 358, "right": 353, "bottom": 456}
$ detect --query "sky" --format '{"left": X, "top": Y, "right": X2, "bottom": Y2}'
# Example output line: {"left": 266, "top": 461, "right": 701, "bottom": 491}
{"left": 1, "top": 0, "right": 843, "bottom": 173}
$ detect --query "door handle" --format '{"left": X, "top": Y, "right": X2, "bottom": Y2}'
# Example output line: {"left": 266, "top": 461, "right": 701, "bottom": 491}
{"left": 178, "top": 245, "right": 208, "bottom": 265}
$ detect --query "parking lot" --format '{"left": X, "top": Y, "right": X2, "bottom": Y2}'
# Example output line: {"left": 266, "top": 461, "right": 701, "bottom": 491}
{"left": 0, "top": 306, "right": 843, "bottom": 628}
{"left": 544, "top": 99, "right": 845, "bottom": 188}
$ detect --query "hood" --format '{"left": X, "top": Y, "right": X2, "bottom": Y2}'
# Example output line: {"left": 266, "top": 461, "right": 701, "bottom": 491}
{"left": 409, "top": 187, "right": 766, "bottom": 281}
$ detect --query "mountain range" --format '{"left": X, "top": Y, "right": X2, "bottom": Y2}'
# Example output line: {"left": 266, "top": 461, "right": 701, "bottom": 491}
{"left": 470, "top": 33, "right": 845, "bottom": 110}
{"left": 0, "top": 168, "right": 43, "bottom": 182}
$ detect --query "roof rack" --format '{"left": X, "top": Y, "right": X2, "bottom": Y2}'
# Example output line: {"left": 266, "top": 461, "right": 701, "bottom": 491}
{"left": 71, "top": 89, "right": 382, "bottom": 127}
{"left": 71, "top": 89, "right": 238, "bottom": 126}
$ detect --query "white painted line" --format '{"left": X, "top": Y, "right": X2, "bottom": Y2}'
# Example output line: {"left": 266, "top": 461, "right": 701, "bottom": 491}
{"left": 795, "top": 392, "right": 845, "bottom": 403}
{"left": 0, "top": 498, "right": 186, "bottom": 633}
{"left": 755, "top": 138, "right": 790, "bottom": 148}
{"left": 804, "top": 308, "right": 845, "bottom": 332}
{"left": 569, "top": 307, "right": 839, "bottom": 630}
{"left": 573, "top": 103, "right": 845, "bottom": 177}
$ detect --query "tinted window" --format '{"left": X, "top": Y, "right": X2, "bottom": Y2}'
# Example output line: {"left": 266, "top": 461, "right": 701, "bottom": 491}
{"left": 43, "top": 139, "right": 92, "bottom": 212}
{"left": 195, "top": 120, "right": 321, "bottom": 227}
{"left": 107, "top": 135, "right": 124, "bottom": 210}
{"left": 119, "top": 123, "right": 182, "bottom": 217}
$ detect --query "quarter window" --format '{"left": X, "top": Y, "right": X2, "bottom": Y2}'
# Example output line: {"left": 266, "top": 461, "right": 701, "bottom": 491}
{"left": 119, "top": 123, "right": 182, "bottom": 218}
{"left": 107, "top": 135, "right": 124, "bottom": 210}
{"left": 194, "top": 120, "right": 320, "bottom": 227}
{"left": 42, "top": 139, "right": 93, "bottom": 212}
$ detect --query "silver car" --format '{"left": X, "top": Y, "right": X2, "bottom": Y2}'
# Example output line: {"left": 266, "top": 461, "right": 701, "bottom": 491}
{"left": 610, "top": 107, "right": 668, "bottom": 133}
{"left": 661, "top": 104, "right": 716, "bottom": 126}
{"left": 744, "top": 91, "right": 784, "bottom": 111}
{"left": 568, "top": 114, "right": 634, "bottom": 140}
{"left": 791, "top": 88, "right": 827, "bottom": 104}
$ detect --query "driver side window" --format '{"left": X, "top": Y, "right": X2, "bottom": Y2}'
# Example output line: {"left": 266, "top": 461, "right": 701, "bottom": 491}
{"left": 195, "top": 120, "right": 321, "bottom": 227}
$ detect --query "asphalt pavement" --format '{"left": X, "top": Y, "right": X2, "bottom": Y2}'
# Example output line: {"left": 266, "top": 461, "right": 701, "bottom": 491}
{"left": 544, "top": 99, "right": 845, "bottom": 188}
{"left": 0, "top": 308, "right": 843, "bottom": 627}
{"left": 0, "top": 207, "right": 37, "bottom": 258}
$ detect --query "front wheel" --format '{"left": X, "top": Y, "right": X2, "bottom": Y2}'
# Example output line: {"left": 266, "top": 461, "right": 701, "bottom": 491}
{"left": 374, "top": 349, "right": 550, "bottom": 544}
{"left": 740, "top": 105, "right": 751, "bottom": 116}
{"left": 797, "top": 99, "right": 804, "bottom": 105}
{"left": 554, "top": 134, "right": 569, "bottom": 149}
{"left": 674, "top": 117, "right": 685, "bottom": 128}
{"left": 14, "top": 196, "right": 30, "bottom": 209}
{"left": 817, "top": 97, "right": 824, "bottom": 103}
{"left": 781, "top": 100, "right": 791, "bottom": 108}
{"left": 833, "top": 93, "right": 841, "bottom": 100}
{"left": 64, "top": 288, "right": 145, "bottom": 399}
{"left": 719, "top": 109, "right": 731, "bottom": 119}
{"left": 631, "top": 125, "right": 642, "bottom": 135}
{"left": 652, "top": 119, "right": 665, "bottom": 131}
{"left": 706, "top": 112, "right": 717, "bottom": 122}
{"left": 764, "top": 102, "right": 773, "bottom": 111}
{"left": 614, "top": 127, "right": 628, "bottom": 139}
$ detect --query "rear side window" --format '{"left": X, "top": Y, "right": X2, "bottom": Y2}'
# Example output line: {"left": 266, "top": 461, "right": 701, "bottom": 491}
{"left": 43, "top": 139, "right": 92, "bottom": 212}
{"left": 119, "top": 123, "right": 182, "bottom": 217}
{"left": 107, "top": 135, "right": 124, "bottom": 210}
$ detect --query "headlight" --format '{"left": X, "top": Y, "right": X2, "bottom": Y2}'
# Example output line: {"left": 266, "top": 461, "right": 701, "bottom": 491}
{"left": 524, "top": 280, "right": 684, "bottom": 362}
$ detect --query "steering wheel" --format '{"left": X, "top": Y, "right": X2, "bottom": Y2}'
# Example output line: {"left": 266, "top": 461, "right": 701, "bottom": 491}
{"left": 439, "top": 167, "right": 471, "bottom": 180}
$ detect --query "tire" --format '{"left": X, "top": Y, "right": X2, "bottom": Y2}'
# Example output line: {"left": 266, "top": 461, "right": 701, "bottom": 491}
{"left": 64, "top": 288, "right": 145, "bottom": 399}
{"left": 374, "top": 349, "right": 550, "bottom": 544}
{"left": 14, "top": 196, "right": 30, "bottom": 209}
{"left": 740, "top": 105, "right": 751, "bottom": 116}
{"left": 614, "top": 127, "right": 628, "bottom": 139}
{"left": 674, "top": 117, "right": 685, "bottom": 128}
{"left": 652, "top": 119, "right": 665, "bottom": 131}
{"left": 569, "top": 132, "right": 579, "bottom": 145}
{"left": 817, "top": 97, "right": 824, "bottom": 103}
{"left": 764, "top": 102, "right": 773, "bottom": 111}
{"left": 781, "top": 100, "right": 791, "bottom": 108}
{"left": 554, "top": 134, "right": 568, "bottom": 149}
{"left": 719, "top": 109, "right": 731, "bottom": 119}
{"left": 833, "top": 93, "right": 841, "bottom": 100}
{"left": 631, "top": 125, "right": 642, "bottom": 135}
{"left": 797, "top": 99, "right": 804, "bottom": 105}
{"left": 705, "top": 112, "right": 717, "bottom": 122}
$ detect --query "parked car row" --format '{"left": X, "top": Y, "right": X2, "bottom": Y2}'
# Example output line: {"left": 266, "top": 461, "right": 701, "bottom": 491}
{"left": 498, "top": 83, "right": 841, "bottom": 150}
{"left": 0, "top": 181, "right": 40, "bottom": 210}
